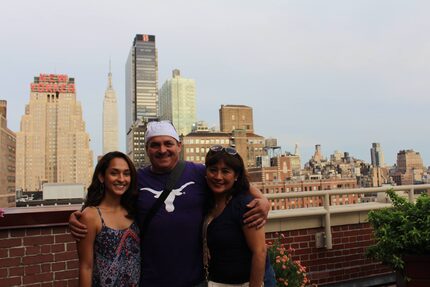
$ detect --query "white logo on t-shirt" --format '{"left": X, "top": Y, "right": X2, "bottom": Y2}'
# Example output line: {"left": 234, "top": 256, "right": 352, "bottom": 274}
{"left": 141, "top": 181, "right": 195, "bottom": 212}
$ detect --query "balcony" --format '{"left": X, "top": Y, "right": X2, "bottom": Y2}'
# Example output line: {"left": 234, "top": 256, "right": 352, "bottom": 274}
{"left": 1, "top": 184, "right": 429, "bottom": 286}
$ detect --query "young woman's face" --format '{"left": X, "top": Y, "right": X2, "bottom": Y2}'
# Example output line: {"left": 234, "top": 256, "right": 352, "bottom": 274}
{"left": 206, "top": 160, "right": 238, "bottom": 195}
{"left": 99, "top": 157, "right": 131, "bottom": 197}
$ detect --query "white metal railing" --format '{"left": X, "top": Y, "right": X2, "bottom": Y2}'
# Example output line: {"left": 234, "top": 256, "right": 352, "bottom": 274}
{"left": 265, "top": 184, "right": 430, "bottom": 249}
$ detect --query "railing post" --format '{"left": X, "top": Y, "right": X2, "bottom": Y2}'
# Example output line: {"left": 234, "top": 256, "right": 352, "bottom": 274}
{"left": 408, "top": 187, "right": 415, "bottom": 203}
{"left": 324, "top": 193, "right": 333, "bottom": 249}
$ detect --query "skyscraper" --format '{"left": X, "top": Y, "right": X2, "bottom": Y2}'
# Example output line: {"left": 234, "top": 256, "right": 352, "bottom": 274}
{"left": 16, "top": 74, "right": 93, "bottom": 191}
{"left": 103, "top": 64, "right": 119, "bottom": 154}
{"left": 159, "top": 69, "right": 196, "bottom": 136}
{"left": 0, "top": 100, "right": 16, "bottom": 207}
{"left": 125, "top": 34, "right": 158, "bottom": 166}
{"left": 370, "top": 143, "right": 385, "bottom": 167}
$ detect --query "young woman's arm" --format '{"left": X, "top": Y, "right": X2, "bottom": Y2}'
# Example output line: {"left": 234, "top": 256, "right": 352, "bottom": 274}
{"left": 77, "top": 208, "right": 100, "bottom": 287}
{"left": 243, "top": 225, "right": 267, "bottom": 287}
{"left": 243, "top": 185, "right": 271, "bottom": 229}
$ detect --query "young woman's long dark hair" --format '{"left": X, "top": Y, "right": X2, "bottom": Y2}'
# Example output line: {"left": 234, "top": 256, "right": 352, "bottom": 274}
{"left": 204, "top": 147, "right": 251, "bottom": 209}
{"left": 83, "top": 151, "right": 137, "bottom": 218}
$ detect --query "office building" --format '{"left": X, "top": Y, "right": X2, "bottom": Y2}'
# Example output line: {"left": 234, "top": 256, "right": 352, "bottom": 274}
{"left": 126, "top": 119, "right": 148, "bottom": 168}
{"left": 103, "top": 65, "right": 119, "bottom": 154}
{"left": 392, "top": 149, "right": 425, "bottom": 185}
{"left": 370, "top": 143, "right": 385, "bottom": 167}
{"left": 219, "top": 105, "right": 254, "bottom": 133}
{"left": 125, "top": 34, "right": 158, "bottom": 165}
{"left": 16, "top": 74, "right": 93, "bottom": 191}
{"left": 0, "top": 100, "right": 16, "bottom": 207}
{"left": 159, "top": 69, "right": 196, "bottom": 136}
{"left": 181, "top": 129, "right": 266, "bottom": 168}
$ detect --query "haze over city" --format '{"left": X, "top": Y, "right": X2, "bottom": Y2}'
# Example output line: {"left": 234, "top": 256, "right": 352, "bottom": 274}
{"left": 1, "top": 0, "right": 429, "bottom": 166}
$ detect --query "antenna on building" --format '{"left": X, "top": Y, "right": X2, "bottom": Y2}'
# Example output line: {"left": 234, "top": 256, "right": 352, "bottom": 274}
{"left": 294, "top": 143, "right": 300, "bottom": 156}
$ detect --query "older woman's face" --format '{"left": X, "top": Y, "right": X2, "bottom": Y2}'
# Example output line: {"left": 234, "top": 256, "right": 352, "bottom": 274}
{"left": 206, "top": 160, "right": 237, "bottom": 195}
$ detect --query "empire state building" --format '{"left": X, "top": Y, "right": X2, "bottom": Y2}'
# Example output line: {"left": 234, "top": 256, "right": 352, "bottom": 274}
{"left": 103, "top": 66, "right": 119, "bottom": 154}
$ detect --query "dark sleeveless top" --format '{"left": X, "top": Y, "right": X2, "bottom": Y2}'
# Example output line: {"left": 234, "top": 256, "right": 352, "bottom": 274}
{"left": 92, "top": 207, "right": 141, "bottom": 287}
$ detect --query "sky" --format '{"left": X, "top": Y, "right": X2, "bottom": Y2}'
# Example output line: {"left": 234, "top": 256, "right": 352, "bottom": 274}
{"left": 1, "top": 0, "right": 429, "bottom": 166}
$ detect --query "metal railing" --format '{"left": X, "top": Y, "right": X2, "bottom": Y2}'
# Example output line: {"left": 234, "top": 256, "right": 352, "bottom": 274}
{"left": 265, "top": 184, "right": 430, "bottom": 249}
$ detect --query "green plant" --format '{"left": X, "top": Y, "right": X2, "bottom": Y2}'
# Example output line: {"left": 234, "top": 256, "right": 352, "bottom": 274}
{"left": 367, "top": 189, "right": 430, "bottom": 272}
{"left": 267, "top": 233, "right": 310, "bottom": 287}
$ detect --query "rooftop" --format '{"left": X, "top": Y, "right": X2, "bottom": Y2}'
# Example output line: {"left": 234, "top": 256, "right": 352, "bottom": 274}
{"left": 1, "top": 184, "right": 429, "bottom": 286}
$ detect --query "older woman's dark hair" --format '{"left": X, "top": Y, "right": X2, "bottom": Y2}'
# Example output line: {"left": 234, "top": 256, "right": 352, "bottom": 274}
{"left": 83, "top": 151, "right": 137, "bottom": 218}
{"left": 205, "top": 149, "right": 250, "bottom": 199}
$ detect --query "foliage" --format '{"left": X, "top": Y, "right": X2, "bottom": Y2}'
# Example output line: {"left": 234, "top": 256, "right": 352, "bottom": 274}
{"left": 267, "top": 233, "right": 310, "bottom": 287}
{"left": 367, "top": 189, "right": 430, "bottom": 272}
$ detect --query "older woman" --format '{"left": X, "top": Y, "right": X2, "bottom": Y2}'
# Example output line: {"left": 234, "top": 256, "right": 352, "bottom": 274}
{"left": 203, "top": 145, "right": 267, "bottom": 287}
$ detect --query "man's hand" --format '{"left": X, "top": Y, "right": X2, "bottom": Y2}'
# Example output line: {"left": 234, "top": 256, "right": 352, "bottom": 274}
{"left": 69, "top": 210, "right": 87, "bottom": 241}
{"left": 243, "top": 197, "right": 270, "bottom": 229}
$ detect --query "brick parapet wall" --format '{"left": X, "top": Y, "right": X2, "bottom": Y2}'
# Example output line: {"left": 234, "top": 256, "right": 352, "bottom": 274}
{"left": 0, "top": 207, "right": 79, "bottom": 287}
{"left": 0, "top": 225, "right": 79, "bottom": 287}
{"left": 0, "top": 207, "right": 393, "bottom": 286}
{"left": 266, "top": 222, "right": 392, "bottom": 286}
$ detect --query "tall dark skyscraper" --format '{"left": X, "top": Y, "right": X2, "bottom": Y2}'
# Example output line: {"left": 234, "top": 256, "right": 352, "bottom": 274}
{"left": 125, "top": 34, "right": 159, "bottom": 166}
{"left": 370, "top": 142, "right": 385, "bottom": 167}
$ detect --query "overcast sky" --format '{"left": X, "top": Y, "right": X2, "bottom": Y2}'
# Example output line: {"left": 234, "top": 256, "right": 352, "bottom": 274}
{"left": 1, "top": 0, "right": 429, "bottom": 166}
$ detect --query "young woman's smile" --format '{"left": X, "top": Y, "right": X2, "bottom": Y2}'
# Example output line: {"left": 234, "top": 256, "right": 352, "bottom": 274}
{"left": 99, "top": 158, "right": 131, "bottom": 197}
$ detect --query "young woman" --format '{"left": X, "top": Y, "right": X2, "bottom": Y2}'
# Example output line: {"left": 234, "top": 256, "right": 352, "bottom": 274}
{"left": 203, "top": 145, "right": 267, "bottom": 287}
{"left": 77, "top": 151, "right": 140, "bottom": 287}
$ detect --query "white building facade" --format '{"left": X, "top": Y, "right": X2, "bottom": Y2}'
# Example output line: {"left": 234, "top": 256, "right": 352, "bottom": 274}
{"left": 159, "top": 69, "right": 196, "bottom": 136}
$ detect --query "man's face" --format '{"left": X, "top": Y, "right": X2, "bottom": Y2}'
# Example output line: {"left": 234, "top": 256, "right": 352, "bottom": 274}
{"left": 146, "top": 136, "right": 182, "bottom": 173}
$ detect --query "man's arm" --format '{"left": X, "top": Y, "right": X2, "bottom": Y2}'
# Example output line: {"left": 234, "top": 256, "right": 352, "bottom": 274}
{"left": 69, "top": 210, "right": 88, "bottom": 241}
{"left": 243, "top": 185, "right": 270, "bottom": 229}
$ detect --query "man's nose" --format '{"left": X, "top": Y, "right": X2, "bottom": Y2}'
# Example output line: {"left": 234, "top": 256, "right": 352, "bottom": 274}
{"left": 159, "top": 144, "right": 167, "bottom": 153}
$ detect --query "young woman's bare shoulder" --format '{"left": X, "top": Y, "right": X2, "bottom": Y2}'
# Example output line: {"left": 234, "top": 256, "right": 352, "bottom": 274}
{"left": 80, "top": 207, "right": 100, "bottom": 226}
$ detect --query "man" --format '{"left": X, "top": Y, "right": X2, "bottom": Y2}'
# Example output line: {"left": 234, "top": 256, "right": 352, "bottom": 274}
{"left": 70, "top": 121, "right": 270, "bottom": 287}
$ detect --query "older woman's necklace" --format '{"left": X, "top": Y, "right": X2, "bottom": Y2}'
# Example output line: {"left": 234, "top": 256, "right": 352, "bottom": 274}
{"left": 211, "top": 196, "right": 231, "bottom": 218}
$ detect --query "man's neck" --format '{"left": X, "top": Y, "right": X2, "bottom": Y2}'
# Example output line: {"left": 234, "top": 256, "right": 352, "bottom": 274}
{"left": 150, "top": 161, "right": 180, "bottom": 174}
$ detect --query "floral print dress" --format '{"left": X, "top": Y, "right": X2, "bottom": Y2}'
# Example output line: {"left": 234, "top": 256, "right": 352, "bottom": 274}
{"left": 92, "top": 207, "right": 140, "bottom": 287}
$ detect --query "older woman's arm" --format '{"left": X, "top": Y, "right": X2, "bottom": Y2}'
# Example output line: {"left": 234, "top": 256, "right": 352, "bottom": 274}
{"left": 243, "top": 224, "right": 267, "bottom": 287}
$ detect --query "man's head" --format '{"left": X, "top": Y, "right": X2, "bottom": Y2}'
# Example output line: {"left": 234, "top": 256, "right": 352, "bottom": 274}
{"left": 145, "top": 121, "right": 182, "bottom": 173}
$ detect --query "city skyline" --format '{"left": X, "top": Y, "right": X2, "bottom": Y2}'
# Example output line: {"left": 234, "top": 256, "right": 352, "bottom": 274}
{"left": 1, "top": 1, "right": 429, "bottom": 166}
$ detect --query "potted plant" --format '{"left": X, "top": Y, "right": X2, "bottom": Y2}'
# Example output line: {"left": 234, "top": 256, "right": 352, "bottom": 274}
{"left": 367, "top": 189, "right": 430, "bottom": 286}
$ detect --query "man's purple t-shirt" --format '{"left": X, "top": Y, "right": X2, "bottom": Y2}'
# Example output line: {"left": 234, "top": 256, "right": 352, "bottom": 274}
{"left": 136, "top": 161, "right": 207, "bottom": 287}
